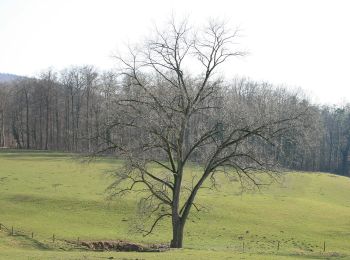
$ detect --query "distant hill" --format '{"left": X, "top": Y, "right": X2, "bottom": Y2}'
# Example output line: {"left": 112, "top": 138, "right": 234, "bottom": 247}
{"left": 0, "top": 73, "right": 21, "bottom": 82}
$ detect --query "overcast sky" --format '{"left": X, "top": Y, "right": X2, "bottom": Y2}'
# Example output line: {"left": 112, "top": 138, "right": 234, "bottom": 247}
{"left": 0, "top": 0, "right": 349, "bottom": 105}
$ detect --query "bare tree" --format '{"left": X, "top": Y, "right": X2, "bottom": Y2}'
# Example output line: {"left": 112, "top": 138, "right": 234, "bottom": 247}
{"left": 0, "top": 84, "right": 9, "bottom": 147}
{"left": 101, "top": 18, "right": 310, "bottom": 248}
{"left": 332, "top": 106, "right": 350, "bottom": 175}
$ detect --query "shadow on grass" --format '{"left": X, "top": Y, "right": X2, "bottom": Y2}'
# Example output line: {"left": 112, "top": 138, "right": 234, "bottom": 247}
{"left": 0, "top": 149, "right": 74, "bottom": 158}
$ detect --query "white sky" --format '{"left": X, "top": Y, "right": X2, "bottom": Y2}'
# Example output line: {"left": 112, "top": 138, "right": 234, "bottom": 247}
{"left": 0, "top": 0, "right": 349, "bottom": 105}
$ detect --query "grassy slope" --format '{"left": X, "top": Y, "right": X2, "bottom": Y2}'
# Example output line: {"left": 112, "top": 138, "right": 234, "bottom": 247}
{"left": 0, "top": 150, "right": 350, "bottom": 259}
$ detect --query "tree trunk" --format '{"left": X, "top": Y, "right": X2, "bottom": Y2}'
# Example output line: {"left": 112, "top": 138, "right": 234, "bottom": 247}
{"left": 55, "top": 95, "right": 59, "bottom": 150}
{"left": 45, "top": 95, "right": 49, "bottom": 150}
{"left": 39, "top": 103, "right": 43, "bottom": 149}
{"left": 341, "top": 137, "right": 350, "bottom": 175}
{"left": 170, "top": 217, "right": 184, "bottom": 248}
{"left": 341, "top": 150, "right": 349, "bottom": 175}
{"left": 1, "top": 110, "right": 5, "bottom": 147}
{"left": 25, "top": 89, "right": 30, "bottom": 149}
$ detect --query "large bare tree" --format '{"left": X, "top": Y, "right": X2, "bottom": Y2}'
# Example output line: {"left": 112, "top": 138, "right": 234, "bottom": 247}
{"left": 101, "top": 18, "right": 310, "bottom": 248}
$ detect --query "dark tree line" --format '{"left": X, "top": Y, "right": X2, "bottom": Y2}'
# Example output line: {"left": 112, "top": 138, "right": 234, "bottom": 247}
{"left": 0, "top": 66, "right": 118, "bottom": 152}
{"left": 0, "top": 67, "right": 350, "bottom": 176}
{"left": 0, "top": 66, "right": 350, "bottom": 175}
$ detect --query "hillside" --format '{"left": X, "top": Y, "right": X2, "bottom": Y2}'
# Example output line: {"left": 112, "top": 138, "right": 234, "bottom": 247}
{"left": 0, "top": 150, "right": 349, "bottom": 259}
{"left": 0, "top": 73, "right": 20, "bottom": 82}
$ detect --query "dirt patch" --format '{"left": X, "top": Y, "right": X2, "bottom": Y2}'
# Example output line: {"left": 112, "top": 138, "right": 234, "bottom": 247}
{"left": 78, "top": 240, "right": 169, "bottom": 252}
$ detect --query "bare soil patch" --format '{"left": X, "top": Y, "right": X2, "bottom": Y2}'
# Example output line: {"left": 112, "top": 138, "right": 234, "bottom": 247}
{"left": 78, "top": 240, "right": 169, "bottom": 252}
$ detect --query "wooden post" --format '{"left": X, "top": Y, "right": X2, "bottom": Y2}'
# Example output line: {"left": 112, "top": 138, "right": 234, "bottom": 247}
{"left": 11, "top": 226, "right": 14, "bottom": 235}
{"left": 242, "top": 241, "right": 245, "bottom": 252}
{"left": 0, "top": 223, "right": 2, "bottom": 230}
{"left": 277, "top": 241, "right": 280, "bottom": 251}
{"left": 323, "top": 241, "right": 326, "bottom": 252}
{"left": 31, "top": 232, "right": 34, "bottom": 239}
{"left": 52, "top": 234, "right": 55, "bottom": 243}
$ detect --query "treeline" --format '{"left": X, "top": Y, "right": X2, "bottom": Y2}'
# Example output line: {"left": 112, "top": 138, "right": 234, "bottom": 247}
{"left": 0, "top": 67, "right": 349, "bottom": 176}
{"left": 0, "top": 66, "right": 117, "bottom": 152}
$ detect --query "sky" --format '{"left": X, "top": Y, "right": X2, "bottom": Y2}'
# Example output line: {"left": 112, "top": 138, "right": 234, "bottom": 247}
{"left": 0, "top": 0, "right": 349, "bottom": 105}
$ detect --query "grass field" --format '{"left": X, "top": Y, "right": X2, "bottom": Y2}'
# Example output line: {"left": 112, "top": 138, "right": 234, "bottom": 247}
{"left": 1, "top": 149, "right": 350, "bottom": 259}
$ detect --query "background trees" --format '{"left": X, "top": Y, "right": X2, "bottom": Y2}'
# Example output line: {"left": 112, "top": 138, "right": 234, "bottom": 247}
{"left": 1, "top": 66, "right": 349, "bottom": 177}
{"left": 0, "top": 67, "right": 117, "bottom": 152}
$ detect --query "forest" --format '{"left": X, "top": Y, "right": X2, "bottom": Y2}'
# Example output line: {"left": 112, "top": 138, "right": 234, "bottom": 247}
{"left": 0, "top": 67, "right": 349, "bottom": 176}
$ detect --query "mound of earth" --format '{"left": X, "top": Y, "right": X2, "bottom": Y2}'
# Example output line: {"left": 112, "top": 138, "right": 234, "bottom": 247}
{"left": 78, "top": 240, "right": 169, "bottom": 252}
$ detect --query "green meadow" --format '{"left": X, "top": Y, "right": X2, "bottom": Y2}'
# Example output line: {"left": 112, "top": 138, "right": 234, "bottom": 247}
{"left": 0, "top": 150, "right": 350, "bottom": 259}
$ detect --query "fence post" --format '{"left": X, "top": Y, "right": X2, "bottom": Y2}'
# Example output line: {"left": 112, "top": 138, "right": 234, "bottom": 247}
{"left": 11, "top": 226, "right": 14, "bottom": 235}
{"left": 52, "top": 234, "right": 55, "bottom": 243}
{"left": 31, "top": 232, "right": 34, "bottom": 239}
{"left": 277, "top": 241, "right": 280, "bottom": 251}
{"left": 0, "top": 223, "right": 2, "bottom": 230}
{"left": 323, "top": 241, "right": 326, "bottom": 252}
{"left": 242, "top": 241, "right": 245, "bottom": 252}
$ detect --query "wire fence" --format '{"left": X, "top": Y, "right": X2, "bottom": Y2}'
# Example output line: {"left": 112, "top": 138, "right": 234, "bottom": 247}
{"left": 0, "top": 222, "right": 83, "bottom": 250}
{"left": 0, "top": 221, "right": 335, "bottom": 255}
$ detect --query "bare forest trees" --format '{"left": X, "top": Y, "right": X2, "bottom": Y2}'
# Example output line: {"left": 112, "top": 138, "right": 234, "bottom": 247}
{"left": 102, "top": 19, "right": 312, "bottom": 248}
{"left": 2, "top": 68, "right": 345, "bottom": 175}
{"left": 0, "top": 86, "right": 9, "bottom": 147}
{"left": 317, "top": 106, "right": 350, "bottom": 175}
{"left": 0, "top": 66, "right": 117, "bottom": 152}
